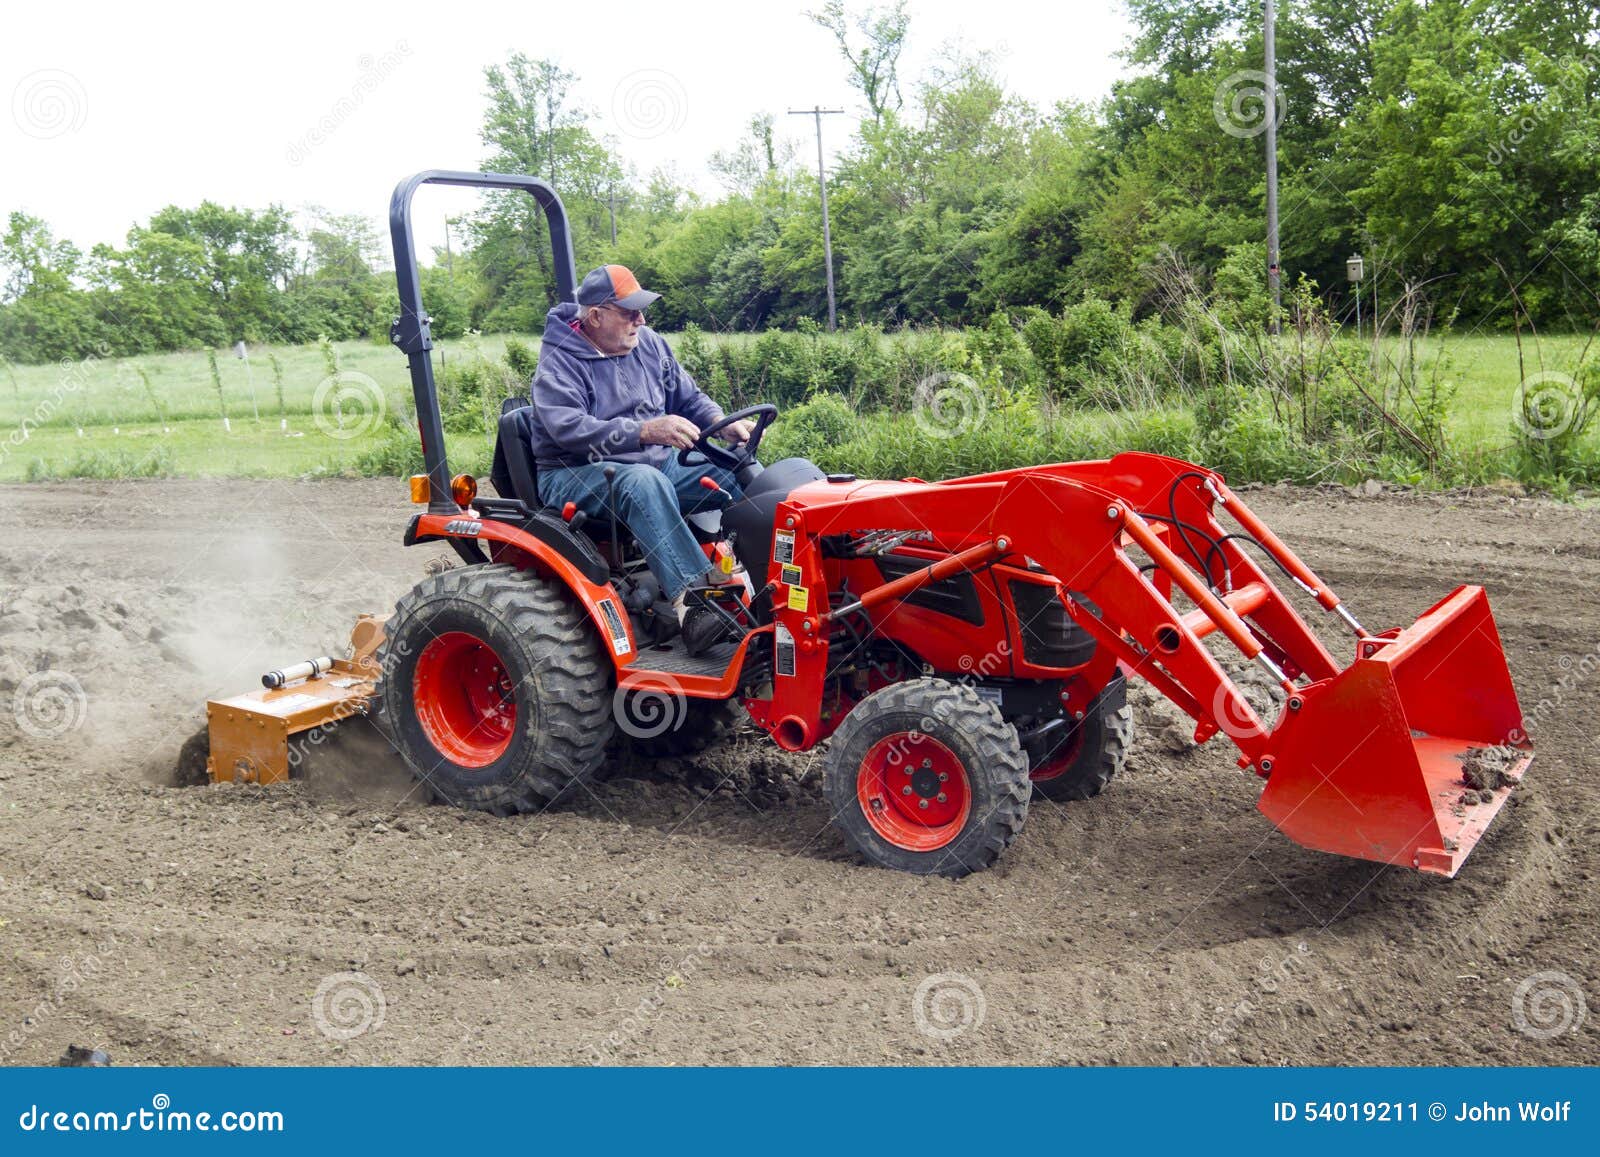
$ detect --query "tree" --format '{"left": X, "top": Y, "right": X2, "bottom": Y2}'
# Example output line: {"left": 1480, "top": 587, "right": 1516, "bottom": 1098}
{"left": 472, "top": 54, "right": 624, "bottom": 329}
{"left": 1, "top": 212, "right": 82, "bottom": 300}
{"left": 143, "top": 202, "right": 297, "bottom": 340}
{"left": 808, "top": 1, "right": 910, "bottom": 127}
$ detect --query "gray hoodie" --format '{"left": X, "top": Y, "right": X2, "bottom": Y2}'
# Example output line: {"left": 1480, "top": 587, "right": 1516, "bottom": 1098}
{"left": 528, "top": 302, "right": 724, "bottom": 468}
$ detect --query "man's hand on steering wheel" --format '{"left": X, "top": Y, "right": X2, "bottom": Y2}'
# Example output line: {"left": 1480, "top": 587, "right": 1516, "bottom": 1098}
{"left": 678, "top": 404, "right": 779, "bottom": 473}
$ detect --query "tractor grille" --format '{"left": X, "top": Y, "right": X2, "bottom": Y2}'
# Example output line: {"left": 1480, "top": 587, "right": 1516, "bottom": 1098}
{"left": 873, "top": 553, "right": 985, "bottom": 625}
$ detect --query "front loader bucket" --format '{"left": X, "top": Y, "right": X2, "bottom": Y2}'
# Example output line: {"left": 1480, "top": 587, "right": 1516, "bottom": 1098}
{"left": 1258, "top": 586, "right": 1531, "bottom": 877}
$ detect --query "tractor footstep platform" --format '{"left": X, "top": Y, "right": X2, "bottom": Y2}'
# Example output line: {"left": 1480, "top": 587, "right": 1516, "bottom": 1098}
{"left": 635, "top": 636, "right": 744, "bottom": 679}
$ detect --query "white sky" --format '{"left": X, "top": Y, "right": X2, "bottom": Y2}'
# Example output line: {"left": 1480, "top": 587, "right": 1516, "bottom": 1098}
{"left": 1, "top": 0, "right": 1134, "bottom": 262}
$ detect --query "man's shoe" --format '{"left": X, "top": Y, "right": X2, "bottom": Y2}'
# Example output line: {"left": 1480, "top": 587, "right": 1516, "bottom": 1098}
{"left": 679, "top": 582, "right": 744, "bottom": 657}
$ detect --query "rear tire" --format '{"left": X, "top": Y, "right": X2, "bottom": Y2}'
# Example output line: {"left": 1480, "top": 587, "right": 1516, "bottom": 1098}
{"left": 825, "top": 679, "right": 1030, "bottom": 877}
{"left": 378, "top": 563, "right": 614, "bottom": 814}
{"left": 1028, "top": 675, "right": 1132, "bottom": 802}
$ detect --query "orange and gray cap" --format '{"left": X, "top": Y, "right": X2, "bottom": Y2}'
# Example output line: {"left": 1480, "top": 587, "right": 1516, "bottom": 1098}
{"left": 576, "top": 264, "right": 661, "bottom": 311}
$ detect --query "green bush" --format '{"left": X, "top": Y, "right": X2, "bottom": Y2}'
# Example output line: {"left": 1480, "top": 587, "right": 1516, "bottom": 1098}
{"left": 502, "top": 337, "right": 539, "bottom": 383}
{"left": 762, "top": 393, "right": 860, "bottom": 461}
{"left": 1117, "top": 409, "right": 1200, "bottom": 460}
{"left": 1197, "top": 389, "right": 1318, "bottom": 484}
{"left": 1020, "top": 296, "right": 1134, "bottom": 399}
{"left": 24, "top": 446, "right": 176, "bottom": 481}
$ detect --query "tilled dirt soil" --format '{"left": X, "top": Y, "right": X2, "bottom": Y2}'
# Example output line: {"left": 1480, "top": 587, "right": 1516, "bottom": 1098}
{"left": 0, "top": 478, "right": 1595, "bottom": 1066}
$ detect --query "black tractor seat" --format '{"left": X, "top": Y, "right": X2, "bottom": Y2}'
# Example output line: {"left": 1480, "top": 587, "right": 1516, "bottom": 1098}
{"left": 488, "top": 397, "right": 724, "bottom": 550}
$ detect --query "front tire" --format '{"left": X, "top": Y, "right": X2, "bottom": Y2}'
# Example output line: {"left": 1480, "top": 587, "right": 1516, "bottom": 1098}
{"left": 825, "top": 679, "right": 1030, "bottom": 877}
{"left": 378, "top": 563, "right": 614, "bottom": 814}
{"left": 1027, "top": 675, "right": 1132, "bottom": 802}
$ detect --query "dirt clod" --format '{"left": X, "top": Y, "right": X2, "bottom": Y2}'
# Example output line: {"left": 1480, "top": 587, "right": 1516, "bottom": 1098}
{"left": 1460, "top": 746, "right": 1520, "bottom": 792}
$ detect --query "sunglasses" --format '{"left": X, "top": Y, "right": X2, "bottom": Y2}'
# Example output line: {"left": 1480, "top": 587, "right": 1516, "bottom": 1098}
{"left": 600, "top": 304, "right": 646, "bottom": 323}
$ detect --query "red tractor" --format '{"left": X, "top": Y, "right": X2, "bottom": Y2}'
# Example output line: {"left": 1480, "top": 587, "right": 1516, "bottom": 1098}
{"left": 205, "top": 171, "right": 1532, "bottom": 880}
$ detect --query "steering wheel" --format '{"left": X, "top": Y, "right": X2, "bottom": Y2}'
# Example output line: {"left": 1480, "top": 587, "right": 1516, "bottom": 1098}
{"left": 678, "top": 403, "right": 778, "bottom": 473}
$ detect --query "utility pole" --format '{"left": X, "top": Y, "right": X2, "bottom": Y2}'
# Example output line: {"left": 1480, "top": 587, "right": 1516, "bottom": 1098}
{"left": 443, "top": 217, "right": 455, "bottom": 281}
{"left": 607, "top": 182, "right": 619, "bottom": 246}
{"left": 1264, "top": 0, "right": 1281, "bottom": 335}
{"left": 789, "top": 105, "right": 845, "bottom": 331}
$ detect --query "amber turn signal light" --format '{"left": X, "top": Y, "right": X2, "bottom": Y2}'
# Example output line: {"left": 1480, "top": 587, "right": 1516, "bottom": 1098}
{"left": 450, "top": 473, "right": 478, "bottom": 508}
{"left": 409, "top": 475, "right": 430, "bottom": 504}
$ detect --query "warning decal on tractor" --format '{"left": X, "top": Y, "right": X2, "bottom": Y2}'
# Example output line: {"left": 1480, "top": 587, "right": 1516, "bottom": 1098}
{"left": 773, "top": 529, "right": 795, "bottom": 564}
{"left": 775, "top": 624, "right": 796, "bottom": 677}
{"left": 787, "top": 584, "right": 809, "bottom": 612}
{"left": 780, "top": 563, "right": 803, "bottom": 586}
{"left": 596, "top": 598, "right": 631, "bottom": 657}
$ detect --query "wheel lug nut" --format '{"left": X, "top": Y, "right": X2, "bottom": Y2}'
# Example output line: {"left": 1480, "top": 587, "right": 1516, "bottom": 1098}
{"left": 902, "top": 785, "right": 913, "bottom": 796}
{"left": 937, "top": 772, "right": 947, "bottom": 782}
{"left": 918, "top": 799, "right": 929, "bottom": 810}
{"left": 922, "top": 759, "right": 932, "bottom": 769}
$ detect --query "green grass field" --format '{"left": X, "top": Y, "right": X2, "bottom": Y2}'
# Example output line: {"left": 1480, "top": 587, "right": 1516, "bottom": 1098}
{"left": 0, "top": 329, "right": 1592, "bottom": 483}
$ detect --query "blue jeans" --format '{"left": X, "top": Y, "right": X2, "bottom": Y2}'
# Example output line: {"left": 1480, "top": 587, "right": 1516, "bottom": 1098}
{"left": 537, "top": 457, "right": 743, "bottom": 599}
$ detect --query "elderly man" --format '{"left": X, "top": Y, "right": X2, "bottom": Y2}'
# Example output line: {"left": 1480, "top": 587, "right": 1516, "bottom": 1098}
{"left": 530, "top": 264, "right": 754, "bottom": 635}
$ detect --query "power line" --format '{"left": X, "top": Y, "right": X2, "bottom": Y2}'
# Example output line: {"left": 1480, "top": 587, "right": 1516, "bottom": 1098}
{"left": 1264, "top": 0, "right": 1281, "bottom": 335}
{"left": 788, "top": 106, "right": 846, "bottom": 332}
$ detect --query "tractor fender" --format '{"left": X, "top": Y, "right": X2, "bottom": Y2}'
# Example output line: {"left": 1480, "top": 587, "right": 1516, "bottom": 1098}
{"left": 406, "top": 512, "right": 636, "bottom": 664}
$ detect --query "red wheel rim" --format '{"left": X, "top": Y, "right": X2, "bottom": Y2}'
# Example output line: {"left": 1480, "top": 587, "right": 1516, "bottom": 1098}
{"left": 856, "top": 733, "right": 971, "bottom": 851}
{"left": 1028, "top": 723, "right": 1085, "bottom": 783}
{"left": 412, "top": 631, "right": 517, "bottom": 767}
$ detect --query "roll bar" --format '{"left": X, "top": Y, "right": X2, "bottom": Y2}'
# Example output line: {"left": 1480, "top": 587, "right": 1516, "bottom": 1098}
{"left": 388, "top": 170, "right": 577, "bottom": 513}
